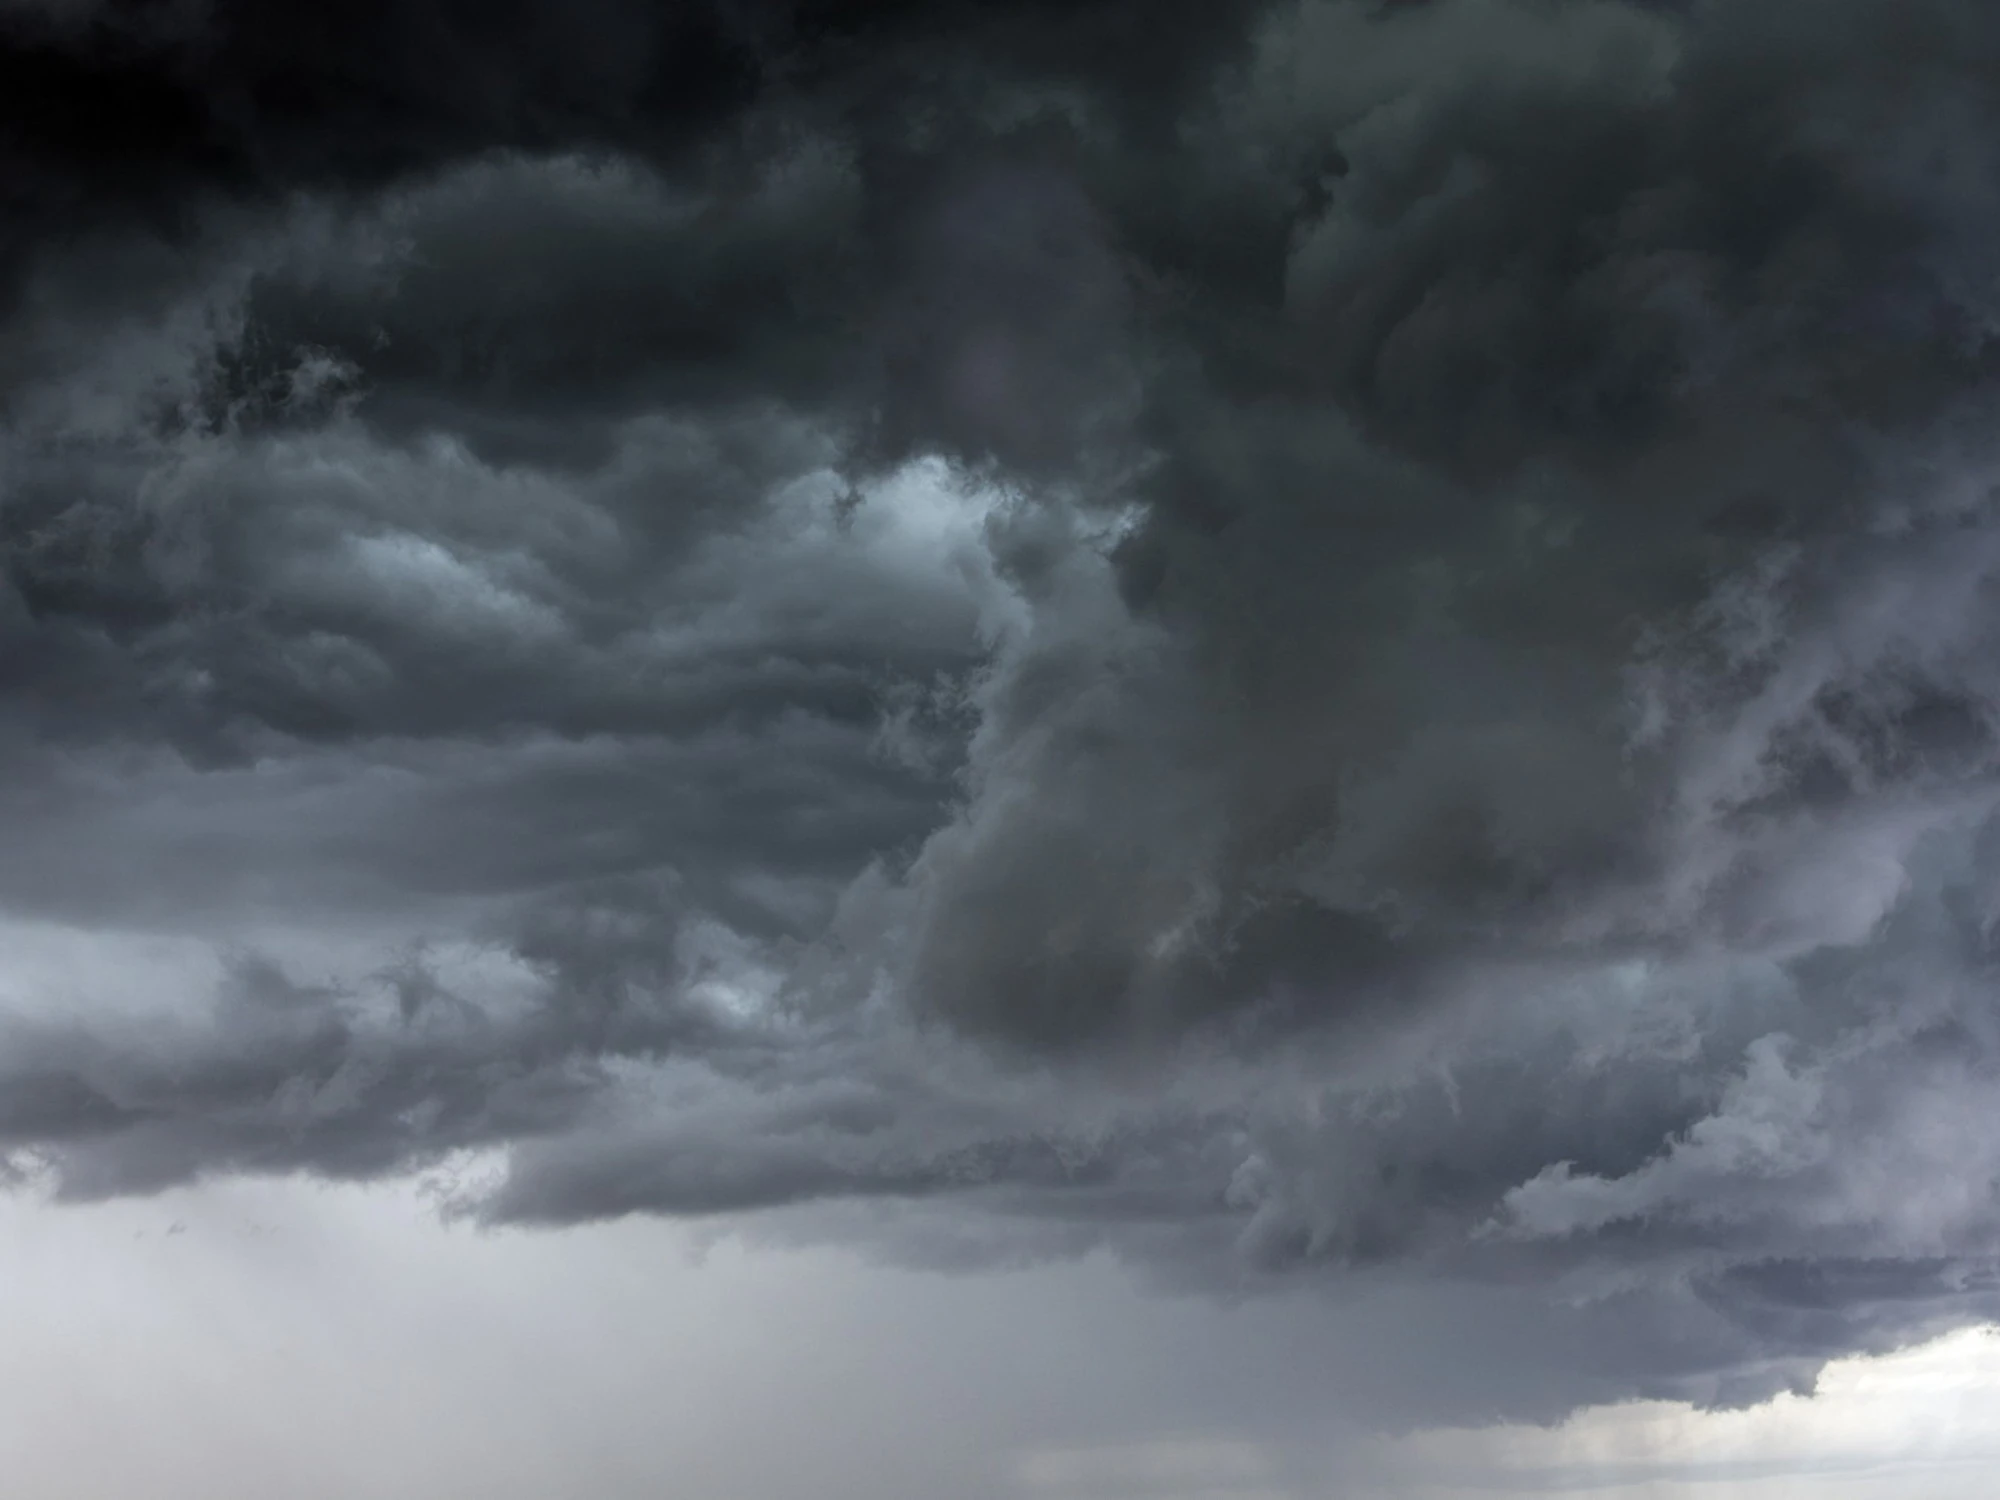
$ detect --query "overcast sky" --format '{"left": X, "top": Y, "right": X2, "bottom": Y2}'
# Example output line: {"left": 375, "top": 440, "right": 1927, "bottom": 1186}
{"left": 7, "top": 0, "right": 2000, "bottom": 1493}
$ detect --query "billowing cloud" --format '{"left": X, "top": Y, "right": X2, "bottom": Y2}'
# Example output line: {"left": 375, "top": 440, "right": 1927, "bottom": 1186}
{"left": 10, "top": 0, "right": 2000, "bottom": 1426}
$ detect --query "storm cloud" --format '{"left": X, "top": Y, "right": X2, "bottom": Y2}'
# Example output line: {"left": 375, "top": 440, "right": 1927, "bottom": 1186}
{"left": 10, "top": 0, "right": 2000, "bottom": 1425}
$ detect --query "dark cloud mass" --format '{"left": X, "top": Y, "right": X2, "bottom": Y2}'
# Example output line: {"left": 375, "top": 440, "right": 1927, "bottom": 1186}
{"left": 11, "top": 0, "right": 2000, "bottom": 1424}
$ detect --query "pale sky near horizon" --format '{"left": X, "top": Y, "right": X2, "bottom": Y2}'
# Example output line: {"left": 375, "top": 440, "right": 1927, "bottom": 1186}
{"left": 4, "top": 1172, "right": 1996, "bottom": 1500}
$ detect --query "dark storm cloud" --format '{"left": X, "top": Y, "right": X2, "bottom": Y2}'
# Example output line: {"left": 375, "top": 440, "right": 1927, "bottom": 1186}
{"left": 12, "top": 0, "right": 2000, "bottom": 1425}
{"left": 0, "top": 0, "right": 1262, "bottom": 322}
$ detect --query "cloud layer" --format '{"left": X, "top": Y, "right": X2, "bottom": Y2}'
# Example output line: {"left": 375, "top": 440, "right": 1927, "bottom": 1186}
{"left": 11, "top": 0, "right": 2000, "bottom": 1422}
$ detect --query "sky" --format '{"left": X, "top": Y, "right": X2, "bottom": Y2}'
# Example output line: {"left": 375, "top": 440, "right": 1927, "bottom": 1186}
{"left": 7, "top": 0, "right": 2000, "bottom": 1492}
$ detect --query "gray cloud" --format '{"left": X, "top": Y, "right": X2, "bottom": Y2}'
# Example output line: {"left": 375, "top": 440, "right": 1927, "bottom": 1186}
{"left": 10, "top": 0, "right": 2000, "bottom": 1427}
